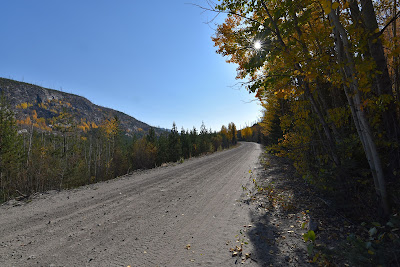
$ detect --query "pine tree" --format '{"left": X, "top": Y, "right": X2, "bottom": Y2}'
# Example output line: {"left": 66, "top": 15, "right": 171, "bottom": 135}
{"left": 199, "top": 121, "right": 210, "bottom": 154}
{"left": 168, "top": 122, "right": 181, "bottom": 162}
{"left": 146, "top": 127, "right": 156, "bottom": 144}
{"left": 190, "top": 127, "right": 199, "bottom": 156}
{"left": 180, "top": 127, "right": 191, "bottom": 159}
{"left": 156, "top": 133, "right": 168, "bottom": 166}
{"left": 0, "top": 93, "right": 24, "bottom": 201}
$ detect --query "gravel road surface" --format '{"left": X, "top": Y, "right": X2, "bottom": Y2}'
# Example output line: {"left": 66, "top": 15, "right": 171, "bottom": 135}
{"left": 0, "top": 142, "right": 262, "bottom": 266}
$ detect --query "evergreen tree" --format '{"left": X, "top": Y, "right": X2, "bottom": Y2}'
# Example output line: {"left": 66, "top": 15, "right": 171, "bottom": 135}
{"left": 199, "top": 121, "right": 210, "bottom": 153}
{"left": 190, "top": 127, "right": 199, "bottom": 156}
{"left": 0, "top": 94, "right": 24, "bottom": 201}
{"left": 180, "top": 127, "right": 191, "bottom": 159}
{"left": 146, "top": 127, "right": 156, "bottom": 144}
{"left": 220, "top": 125, "right": 230, "bottom": 149}
{"left": 156, "top": 133, "right": 168, "bottom": 166}
{"left": 168, "top": 122, "right": 181, "bottom": 162}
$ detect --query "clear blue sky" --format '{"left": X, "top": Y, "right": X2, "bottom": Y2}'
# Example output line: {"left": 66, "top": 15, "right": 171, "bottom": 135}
{"left": 0, "top": 0, "right": 261, "bottom": 131}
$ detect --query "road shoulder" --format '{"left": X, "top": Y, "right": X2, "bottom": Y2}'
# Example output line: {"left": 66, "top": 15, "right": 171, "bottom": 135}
{"left": 235, "top": 151, "right": 352, "bottom": 266}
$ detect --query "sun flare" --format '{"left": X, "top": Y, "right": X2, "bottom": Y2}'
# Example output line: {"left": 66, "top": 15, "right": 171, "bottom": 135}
{"left": 254, "top": 40, "right": 261, "bottom": 50}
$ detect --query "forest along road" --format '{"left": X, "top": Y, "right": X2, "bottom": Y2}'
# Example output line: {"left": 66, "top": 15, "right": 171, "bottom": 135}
{"left": 0, "top": 142, "right": 262, "bottom": 266}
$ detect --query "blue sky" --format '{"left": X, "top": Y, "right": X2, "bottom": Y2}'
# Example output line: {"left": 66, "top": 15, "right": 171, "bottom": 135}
{"left": 0, "top": 0, "right": 261, "bottom": 131}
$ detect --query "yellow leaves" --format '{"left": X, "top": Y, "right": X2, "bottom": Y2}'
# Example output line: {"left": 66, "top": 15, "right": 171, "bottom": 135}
{"left": 25, "top": 116, "right": 31, "bottom": 125}
{"left": 100, "top": 118, "right": 119, "bottom": 139}
{"left": 241, "top": 127, "right": 253, "bottom": 140}
{"left": 38, "top": 102, "right": 48, "bottom": 109}
{"left": 77, "top": 118, "right": 90, "bottom": 132}
{"left": 77, "top": 125, "right": 86, "bottom": 132}
{"left": 16, "top": 110, "right": 52, "bottom": 131}
{"left": 322, "top": 2, "right": 331, "bottom": 14}
{"left": 40, "top": 146, "right": 47, "bottom": 157}
{"left": 220, "top": 125, "right": 228, "bottom": 136}
{"left": 320, "top": 0, "right": 340, "bottom": 15}
{"left": 293, "top": 70, "right": 301, "bottom": 76}
{"left": 327, "top": 107, "right": 350, "bottom": 128}
{"left": 273, "top": 87, "right": 298, "bottom": 100}
{"left": 32, "top": 110, "right": 38, "bottom": 120}
{"left": 331, "top": 2, "right": 339, "bottom": 10}
{"left": 16, "top": 102, "right": 32, "bottom": 109}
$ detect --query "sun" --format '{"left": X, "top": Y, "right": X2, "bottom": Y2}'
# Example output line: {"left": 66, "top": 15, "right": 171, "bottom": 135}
{"left": 254, "top": 40, "right": 262, "bottom": 50}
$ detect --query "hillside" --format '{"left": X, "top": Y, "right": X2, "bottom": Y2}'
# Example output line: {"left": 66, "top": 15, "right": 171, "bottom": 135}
{"left": 0, "top": 77, "right": 163, "bottom": 136}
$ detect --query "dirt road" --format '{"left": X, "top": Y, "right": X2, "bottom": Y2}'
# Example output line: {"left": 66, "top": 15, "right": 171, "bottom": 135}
{"left": 0, "top": 142, "right": 262, "bottom": 266}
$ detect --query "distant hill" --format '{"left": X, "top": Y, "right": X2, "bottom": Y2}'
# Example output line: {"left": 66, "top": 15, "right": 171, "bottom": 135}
{"left": 0, "top": 77, "right": 164, "bottom": 136}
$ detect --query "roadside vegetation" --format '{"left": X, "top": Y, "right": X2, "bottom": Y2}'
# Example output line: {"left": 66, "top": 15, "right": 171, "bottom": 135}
{"left": 209, "top": 0, "right": 400, "bottom": 265}
{"left": 0, "top": 93, "right": 242, "bottom": 203}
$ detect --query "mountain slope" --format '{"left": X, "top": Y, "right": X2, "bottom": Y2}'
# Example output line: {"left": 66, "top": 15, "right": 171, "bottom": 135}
{"left": 0, "top": 78, "right": 163, "bottom": 135}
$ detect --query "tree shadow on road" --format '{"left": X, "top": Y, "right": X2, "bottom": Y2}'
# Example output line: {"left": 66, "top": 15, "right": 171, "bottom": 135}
{"left": 238, "top": 152, "right": 350, "bottom": 266}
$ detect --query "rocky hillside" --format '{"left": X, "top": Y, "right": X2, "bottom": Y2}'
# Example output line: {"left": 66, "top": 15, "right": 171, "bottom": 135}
{"left": 0, "top": 77, "right": 163, "bottom": 135}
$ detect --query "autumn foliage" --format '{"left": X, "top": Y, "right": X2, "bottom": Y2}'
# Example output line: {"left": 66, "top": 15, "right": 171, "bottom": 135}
{"left": 212, "top": 0, "right": 400, "bottom": 220}
{"left": 0, "top": 95, "right": 239, "bottom": 204}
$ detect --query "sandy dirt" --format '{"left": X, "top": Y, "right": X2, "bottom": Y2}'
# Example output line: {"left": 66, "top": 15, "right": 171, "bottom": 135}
{"left": 0, "top": 142, "right": 265, "bottom": 267}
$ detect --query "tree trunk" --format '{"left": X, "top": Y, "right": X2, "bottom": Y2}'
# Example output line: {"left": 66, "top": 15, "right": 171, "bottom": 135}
{"left": 360, "top": 0, "right": 392, "bottom": 95}
{"left": 302, "top": 80, "right": 341, "bottom": 167}
{"left": 26, "top": 123, "right": 33, "bottom": 166}
{"left": 330, "top": 9, "right": 390, "bottom": 217}
{"left": 291, "top": 10, "right": 341, "bottom": 167}
{"left": 395, "top": 0, "right": 399, "bottom": 103}
{"left": 361, "top": 0, "right": 400, "bottom": 177}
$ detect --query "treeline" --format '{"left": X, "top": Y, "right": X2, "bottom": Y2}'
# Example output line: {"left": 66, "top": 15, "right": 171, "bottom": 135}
{"left": 237, "top": 124, "right": 265, "bottom": 143}
{"left": 0, "top": 95, "right": 239, "bottom": 203}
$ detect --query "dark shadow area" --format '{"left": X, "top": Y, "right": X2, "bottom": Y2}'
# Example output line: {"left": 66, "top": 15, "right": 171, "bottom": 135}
{"left": 239, "top": 152, "right": 354, "bottom": 266}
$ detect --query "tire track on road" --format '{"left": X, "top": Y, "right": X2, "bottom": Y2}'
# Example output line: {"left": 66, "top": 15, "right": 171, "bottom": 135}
{"left": 0, "top": 142, "right": 262, "bottom": 266}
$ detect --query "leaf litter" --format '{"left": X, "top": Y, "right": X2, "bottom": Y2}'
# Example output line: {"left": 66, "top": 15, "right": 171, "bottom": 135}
{"left": 232, "top": 151, "right": 364, "bottom": 265}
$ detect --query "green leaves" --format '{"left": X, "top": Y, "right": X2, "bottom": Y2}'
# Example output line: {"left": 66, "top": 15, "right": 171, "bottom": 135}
{"left": 307, "top": 243, "right": 315, "bottom": 256}
{"left": 303, "top": 230, "right": 316, "bottom": 257}
{"left": 303, "top": 230, "right": 316, "bottom": 242}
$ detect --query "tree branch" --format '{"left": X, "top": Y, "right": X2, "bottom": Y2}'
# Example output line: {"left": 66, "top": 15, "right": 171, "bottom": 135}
{"left": 259, "top": 0, "right": 287, "bottom": 49}
{"left": 379, "top": 10, "right": 400, "bottom": 36}
{"left": 188, "top": 3, "right": 262, "bottom": 25}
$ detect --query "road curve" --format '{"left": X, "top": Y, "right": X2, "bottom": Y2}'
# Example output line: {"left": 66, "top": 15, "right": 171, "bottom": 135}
{"left": 0, "top": 142, "right": 262, "bottom": 266}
